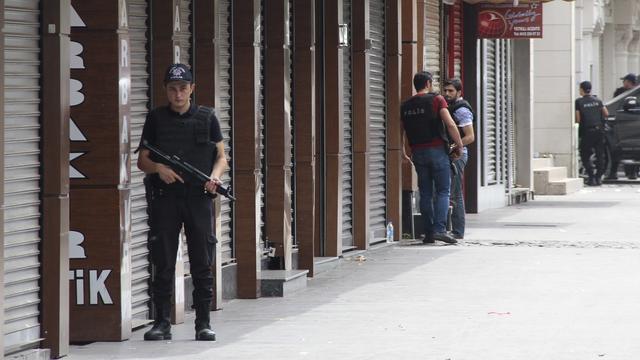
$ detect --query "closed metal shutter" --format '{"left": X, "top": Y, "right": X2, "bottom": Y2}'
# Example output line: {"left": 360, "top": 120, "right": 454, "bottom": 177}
{"left": 496, "top": 40, "right": 504, "bottom": 183}
{"left": 368, "top": 0, "right": 386, "bottom": 243}
{"left": 259, "top": 0, "right": 266, "bottom": 253}
{"left": 497, "top": 39, "right": 513, "bottom": 187}
{"left": 425, "top": 0, "right": 441, "bottom": 91}
{"left": 504, "top": 40, "right": 518, "bottom": 188}
{"left": 451, "top": 3, "right": 463, "bottom": 79}
{"left": 482, "top": 39, "right": 497, "bottom": 185}
{"left": 506, "top": 41, "right": 516, "bottom": 188}
{"left": 128, "top": 0, "right": 151, "bottom": 326}
{"left": 219, "top": 0, "right": 234, "bottom": 263}
{"left": 177, "top": 0, "right": 192, "bottom": 65}
{"left": 3, "top": 0, "right": 42, "bottom": 354}
{"left": 342, "top": 0, "right": 354, "bottom": 249}
{"left": 288, "top": 0, "right": 295, "bottom": 246}
{"left": 177, "top": 0, "right": 192, "bottom": 274}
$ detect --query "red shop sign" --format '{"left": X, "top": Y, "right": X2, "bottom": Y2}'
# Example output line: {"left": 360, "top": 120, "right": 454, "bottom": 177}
{"left": 477, "top": 3, "right": 543, "bottom": 39}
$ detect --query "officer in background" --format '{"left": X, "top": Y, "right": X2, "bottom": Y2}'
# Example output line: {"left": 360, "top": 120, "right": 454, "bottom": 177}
{"left": 443, "top": 79, "right": 475, "bottom": 240}
{"left": 401, "top": 71, "right": 463, "bottom": 245}
{"left": 576, "top": 80, "right": 608, "bottom": 186}
{"left": 613, "top": 73, "right": 637, "bottom": 98}
{"left": 137, "top": 64, "right": 228, "bottom": 341}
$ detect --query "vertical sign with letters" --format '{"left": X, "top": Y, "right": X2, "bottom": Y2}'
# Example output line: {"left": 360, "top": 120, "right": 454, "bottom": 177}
{"left": 69, "top": 0, "right": 133, "bottom": 341}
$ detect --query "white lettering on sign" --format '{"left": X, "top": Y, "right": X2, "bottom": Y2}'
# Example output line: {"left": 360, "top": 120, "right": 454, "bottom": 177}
{"left": 70, "top": 41, "right": 85, "bottom": 69}
{"left": 90, "top": 270, "right": 114, "bottom": 305}
{"left": 122, "top": 197, "right": 131, "bottom": 233}
{"left": 70, "top": 79, "right": 85, "bottom": 107}
{"left": 70, "top": 118, "right": 88, "bottom": 141}
{"left": 69, "top": 231, "right": 87, "bottom": 259}
{"left": 174, "top": 4, "right": 181, "bottom": 32}
{"left": 69, "top": 269, "right": 115, "bottom": 305}
{"left": 120, "top": 39, "right": 129, "bottom": 68}
{"left": 121, "top": 115, "right": 129, "bottom": 144}
{"left": 70, "top": 5, "right": 86, "bottom": 27}
{"left": 120, "top": 78, "right": 130, "bottom": 105}
{"left": 120, "top": 0, "right": 128, "bottom": 28}
{"left": 174, "top": 45, "right": 181, "bottom": 63}
{"left": 69, "top": 269, "right": 85, "bottom": 305}
{"left": 120, "top": 153, "right": 129, "bottom": 184}
{"left": 70, "top": 152, "right": 88, "bottom": 179}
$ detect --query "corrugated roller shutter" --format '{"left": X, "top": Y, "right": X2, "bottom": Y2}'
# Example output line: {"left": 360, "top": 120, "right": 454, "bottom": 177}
{"left": 177, "top": 0, "right": 192, "bottom": 274}
{"left": 452, "top": 3, "right": 462, "bottom": 79}
{"left": 506, "top": 40, "right": 516, "bottom": 188}
{"left": 288, "top": 0, "right": 295, "bottom": 246}
{"left": 368, "top": 0, "right": 386, "bottom": 243}
{"left": 342, "top": 0, "right": 354, "bottom": 249}
{"left": 483, "top": 39, "right": 497, "bottom": 185}
{"left": 425, "top": 0, "right": 441, "bottom": 92}
{"left": 219, "top": 0, "right": 234, "bottom": 263}
{"left": 177, "top": 0, "right": 192, "bottom": 65}
{"left": 497, "top": 40, "right": 507, "bottom": 184}
{"left": 128, "top": 0, "right": 151, "bottom": 325}
{"left": 259, "top": 0, "right": 266, "bottom": 252}
{"left": 3, "top": 0, "right": 42, "bottom": 354}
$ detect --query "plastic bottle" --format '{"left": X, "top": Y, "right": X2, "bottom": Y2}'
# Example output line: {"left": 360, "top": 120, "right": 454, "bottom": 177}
{"left": 386, "top": 222, "right": 394, "bottom": 243}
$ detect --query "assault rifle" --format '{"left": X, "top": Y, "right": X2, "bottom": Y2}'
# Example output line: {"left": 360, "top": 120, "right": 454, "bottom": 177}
{"left": 142, "top": 140, "right": 236, "bottom": 202}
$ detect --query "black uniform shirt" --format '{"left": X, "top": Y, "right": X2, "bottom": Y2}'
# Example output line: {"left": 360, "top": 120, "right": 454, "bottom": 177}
{"left": 575, "top": 95, "right": 604, "bottom": 129}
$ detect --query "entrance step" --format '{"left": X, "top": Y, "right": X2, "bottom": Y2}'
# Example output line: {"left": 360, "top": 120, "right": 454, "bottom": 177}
{"left": 547, "top": 178, "right": 583, "bottom": 195}
{"left": 314, "top": 257, "right": 339, "bottom": 275}
{"left": 532, "top": 156, "right": 583, "bottom": 195}
{"left": 532, "top": 157, "right": 554, "bottom": 169}
{"left": 259, "top": 269, "right": 309, "bottom": 297}
{"left": 534, "top": 166, "right": 567, "bottom": 184}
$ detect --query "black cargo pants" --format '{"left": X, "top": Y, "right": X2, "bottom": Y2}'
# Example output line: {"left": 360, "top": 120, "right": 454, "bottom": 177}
{"left": 579, "top": 127, "right": 605, "bottom": 178}
{"left": 148, "top": 184, "right": 216, "bottom": 307}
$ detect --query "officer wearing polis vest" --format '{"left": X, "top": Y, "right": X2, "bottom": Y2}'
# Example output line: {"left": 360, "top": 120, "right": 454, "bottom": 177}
{"left": 575, "top": 80, "right": 608, "bottom": 186}
{"left": 401, "top": 71, "right": 464, "bottom": 245}
{"left": 137, "top": 64, "right": 228, "bottom": 341}
{"left": 443, "top": 78, "right": 475, "bottom": 240}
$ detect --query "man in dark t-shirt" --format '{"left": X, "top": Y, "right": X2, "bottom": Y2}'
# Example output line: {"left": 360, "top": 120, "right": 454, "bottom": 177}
{"left": 137, "top": 64, "right": 228, "bottom": 341}
{"left": 576, "top": 81, "right": 608, "bottom": 186}
{"left": 401, "top": 71, "right": 463, "bottom": 245}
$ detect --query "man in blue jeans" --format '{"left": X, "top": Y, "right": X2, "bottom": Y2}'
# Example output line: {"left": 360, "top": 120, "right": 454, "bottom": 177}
{"left": 401, "top": 72, "right": 463, "bottom": 244}
{"left": 443, "top": 78, "right": 475, "bottom": 240}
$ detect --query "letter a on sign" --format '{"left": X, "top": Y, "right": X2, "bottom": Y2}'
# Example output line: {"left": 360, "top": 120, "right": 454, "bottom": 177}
{"left": 120, "top": 0, "right": 128, "bottom": 28}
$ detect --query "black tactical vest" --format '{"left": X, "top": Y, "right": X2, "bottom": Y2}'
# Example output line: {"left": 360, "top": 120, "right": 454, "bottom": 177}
{"left": 401, "top": 93, "right": 445, "bottom": 146}
{"left": 449, "top": 99, "right": 475, "bottom": 137}
{"left": 152, "top": 106, "right": 216, "bottom": 185}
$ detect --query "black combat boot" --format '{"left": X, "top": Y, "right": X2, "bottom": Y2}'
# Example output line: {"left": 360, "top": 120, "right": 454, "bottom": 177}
{"left": 194, "top": 303, "right": 216, "bottom": 341}
{"left": 144, "top": 302, "right": 172, "bottom": 340}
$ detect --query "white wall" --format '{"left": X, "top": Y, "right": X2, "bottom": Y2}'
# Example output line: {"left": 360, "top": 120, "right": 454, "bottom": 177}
{"left": 533, "top": 1, "right": 577, "bottom": 175}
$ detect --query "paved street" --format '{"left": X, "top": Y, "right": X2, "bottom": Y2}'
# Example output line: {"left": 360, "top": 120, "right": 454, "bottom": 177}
{"left": 68, "top": 184, "right": 640, "bottom": 360}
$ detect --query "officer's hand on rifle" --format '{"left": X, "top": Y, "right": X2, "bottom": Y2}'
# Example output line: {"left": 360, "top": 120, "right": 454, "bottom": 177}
{"left": 157, "top": 163, "right": 184, "bottom": 184}
{"left": 205, "top": 177, "right": 222, "bottom": 194}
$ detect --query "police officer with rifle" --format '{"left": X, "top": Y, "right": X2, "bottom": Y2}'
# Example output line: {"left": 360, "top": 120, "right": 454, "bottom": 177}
{"left": 137, "top": 64, "right": 229, "bottom": 341}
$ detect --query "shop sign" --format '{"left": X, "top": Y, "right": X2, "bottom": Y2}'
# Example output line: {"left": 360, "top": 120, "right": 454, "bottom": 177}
{"left": 477, "top": 3, "right": 543, "bottom": 39}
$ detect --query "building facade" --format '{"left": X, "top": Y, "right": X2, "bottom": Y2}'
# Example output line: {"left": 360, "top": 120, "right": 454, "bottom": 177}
{"left": 534, "top": 0, "right": 640, "bottom": 178}
{"left": 1, "top": 0, "right": 550, "bottom": 358}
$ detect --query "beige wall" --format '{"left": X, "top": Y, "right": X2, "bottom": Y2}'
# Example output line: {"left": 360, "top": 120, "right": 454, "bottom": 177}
{"left": 533, "top": 1, "right": 577, "bottom": 176}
